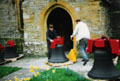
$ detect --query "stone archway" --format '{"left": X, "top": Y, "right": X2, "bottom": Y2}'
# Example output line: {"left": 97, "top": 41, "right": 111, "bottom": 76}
{"left": 40, "top": 1, "right": 77, "bottom": 51}
{"left": 47, "top": 7, "right": 73, "bottom": 51}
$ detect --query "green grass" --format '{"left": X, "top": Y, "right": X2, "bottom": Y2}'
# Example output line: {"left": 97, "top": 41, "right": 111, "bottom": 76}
{"left": 30, "top": 68, "right": 90, "bottom": 81}
{"left": 0, "top": 66, "right": 21, "bottom": 78}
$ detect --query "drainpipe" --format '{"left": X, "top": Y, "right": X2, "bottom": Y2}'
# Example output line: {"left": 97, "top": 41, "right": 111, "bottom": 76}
{"left": 16, "top": 0, "right": 24, "bottom": 32}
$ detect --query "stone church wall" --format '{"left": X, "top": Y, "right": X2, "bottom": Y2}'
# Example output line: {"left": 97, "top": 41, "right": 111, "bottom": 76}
{"left": 0, "top": 0, "right": 21, "bottom": 38}
{"left": 0, "top": 0, "right": 23, "bottom": 54}
{"left": 0, "top": 0, "right": 108, "bottom": 56}
{"left": 22, "top": 0, "right": 107, "bottom": 56}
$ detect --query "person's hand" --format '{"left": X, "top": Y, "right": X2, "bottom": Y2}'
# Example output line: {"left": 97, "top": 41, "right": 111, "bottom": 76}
{"left": 70, "top": 35, "right": 73, "bottom": 38}
{"left": 50, "top": 40, "right": 54, "bottom": 42}
{"left": 70, "top": 35, "right": 74, "bottom": 40}
{"left": 57, "top": 36, "right": 61, "bottom": 38}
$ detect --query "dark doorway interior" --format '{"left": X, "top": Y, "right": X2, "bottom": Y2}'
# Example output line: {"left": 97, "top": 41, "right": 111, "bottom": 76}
{"left": 47, "top": 8, "right": 73, "bottom": 51}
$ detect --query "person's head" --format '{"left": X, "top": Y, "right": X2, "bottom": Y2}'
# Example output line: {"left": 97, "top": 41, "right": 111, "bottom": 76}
{"left": 75, "top": 19, "right": 81, "bottom": 24}
{"left": 49, "top": 24, "right": 54, "bottom": 31}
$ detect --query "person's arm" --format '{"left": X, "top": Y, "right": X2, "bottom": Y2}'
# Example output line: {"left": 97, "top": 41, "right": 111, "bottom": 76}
{"left": 46, "top": 31, "right": 54, "bottom": 42}
{"left": 71, "top": 25, "right": 79, "bottom": 38}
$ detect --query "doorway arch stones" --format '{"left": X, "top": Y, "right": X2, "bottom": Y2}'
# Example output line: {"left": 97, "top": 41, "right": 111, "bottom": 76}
{"left": 40, "top": 0, "right": 77, "bottom": 41}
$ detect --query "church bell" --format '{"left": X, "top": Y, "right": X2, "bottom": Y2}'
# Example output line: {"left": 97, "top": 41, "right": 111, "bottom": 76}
{"left": 87, "top": 38, "right": 120, "bottom": 80}
{"left": 0, "top": 45, "right": 4, "bottom": 62}
{"left": 88, "top": 50, "right": 120, "bottom": 79}
{"left": 48, "top": 45, "right": 68, "bottom": 63}
{"left": 4, "top": 45, "right": 18, "bottom": 59}
{"left": 0, "top": 50, "right": 4, "bottom": 62}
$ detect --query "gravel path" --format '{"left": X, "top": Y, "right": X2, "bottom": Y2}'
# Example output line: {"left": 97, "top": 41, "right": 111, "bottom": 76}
{"left": 0, "top": 57, "right": 108, "bottom": 81}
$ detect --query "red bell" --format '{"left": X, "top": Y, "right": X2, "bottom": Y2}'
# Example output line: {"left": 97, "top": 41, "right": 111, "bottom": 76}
{"left": 94, "top": 39, "right": 105, "bottom": 48}
{"left": 6, "top": 40, "right": 14, "bottom": 47}
{"left": 86, "top": 39, "right": 105, "bottom": 53}
{"left": 86, "top": 39, "right": 94, "bottom": 53}
{"left": 0, "top": 45, "right": 4, "bottom": 62}
{"left": 0, "top": 45, "right": 4, "bottom": 51}
{"left": 50, "top": 40, "right": 56, "bottom": 49}
{"left": 87, "top": 38, "right": 120, "bottom": 79}
{"left": 50, "top": 37, "right": 64, "bottom": 49}
{"left": 48, "top": 37, "right": 68, "bottom": 63}
{"left": 109, "top": 39, "right": 120, "bottom": 55}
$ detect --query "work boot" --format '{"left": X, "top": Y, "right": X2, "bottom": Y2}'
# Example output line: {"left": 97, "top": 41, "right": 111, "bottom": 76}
{"left": 82, "top": 59, "right": 85, "bottom": 61}
{"left": 83, "top": 59, "right": 89, "bottom": 65}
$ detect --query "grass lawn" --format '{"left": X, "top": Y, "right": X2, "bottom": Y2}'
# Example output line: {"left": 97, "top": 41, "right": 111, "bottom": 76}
{"left": 30, "top": 68, "right": 90, "bottom": 81}
{"left": 0, "top": 66, "right": 21, "bottom": 78}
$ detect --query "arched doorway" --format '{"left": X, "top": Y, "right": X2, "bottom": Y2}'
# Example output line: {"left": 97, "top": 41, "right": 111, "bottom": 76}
{"left": 47, "top": 7, "right": 73, "bottom": 51}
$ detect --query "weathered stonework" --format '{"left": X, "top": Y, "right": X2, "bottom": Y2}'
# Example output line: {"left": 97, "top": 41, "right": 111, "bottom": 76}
{"left": 24, "top": 42, "right": 47, "bottom": 56}
{"left": 0, "top": 0, "right": 21, "bottom": 38}
{"left": 0, "top": 0, "right": 109, "bottom": 56}
{"left": 22, "top": 0, "right": 107, "bottom": 56}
